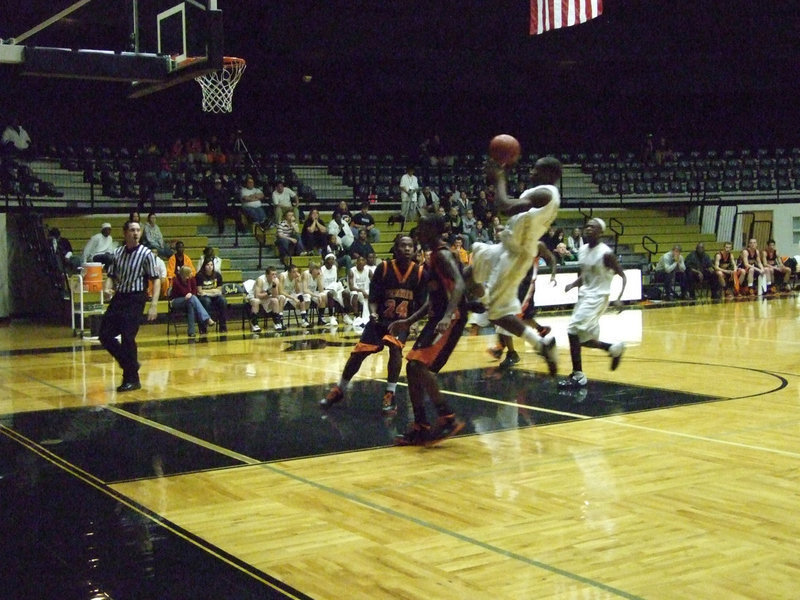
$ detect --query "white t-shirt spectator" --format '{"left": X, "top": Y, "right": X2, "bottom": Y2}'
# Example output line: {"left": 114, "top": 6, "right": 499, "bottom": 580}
{"left": 272, "top": 186, "right": 297, "bottom": 212}
{"left": 2, "top": 124, "right": 31, "bottom": 151}
{"left": 241, "top": 185, "right": 264, "bottom": 208}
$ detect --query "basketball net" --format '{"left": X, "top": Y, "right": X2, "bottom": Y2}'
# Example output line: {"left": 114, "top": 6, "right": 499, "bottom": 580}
{"left": 195, "top": 56, "right": 246, "bottom": 113}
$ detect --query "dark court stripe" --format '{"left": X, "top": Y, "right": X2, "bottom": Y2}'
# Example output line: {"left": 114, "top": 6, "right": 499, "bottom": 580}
{"left": 0, "top": 425, "right": 314, "bottom": 600}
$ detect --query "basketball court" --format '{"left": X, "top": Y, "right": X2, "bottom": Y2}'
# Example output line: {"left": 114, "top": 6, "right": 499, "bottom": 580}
{"left": 1, "top": 3, "right": 799, "bottom": 599}
{"left": 1, "top": 293, "right": 799, "bottom": 598}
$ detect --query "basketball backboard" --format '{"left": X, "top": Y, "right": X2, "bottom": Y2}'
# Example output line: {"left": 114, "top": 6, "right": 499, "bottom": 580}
{"left": 0, "top": 0, "right": 222, "bottom": 94}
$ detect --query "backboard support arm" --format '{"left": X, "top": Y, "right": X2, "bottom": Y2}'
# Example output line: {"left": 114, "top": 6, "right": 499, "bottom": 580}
{"left": 12, "top": 0, "right": 95, "bottom": 45}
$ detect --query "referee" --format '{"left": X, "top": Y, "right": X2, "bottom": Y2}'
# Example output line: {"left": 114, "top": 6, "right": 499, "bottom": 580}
{"left": 99, "top": 220, "right": 161, "bottom": 392}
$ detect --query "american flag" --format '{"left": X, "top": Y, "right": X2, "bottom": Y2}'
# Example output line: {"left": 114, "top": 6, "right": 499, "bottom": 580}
{"left": 530, "top": 0, "right": 603, "bottom": 35}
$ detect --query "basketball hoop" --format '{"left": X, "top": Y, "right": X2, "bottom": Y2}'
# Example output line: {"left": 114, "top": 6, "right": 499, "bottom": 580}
{"left": 195, "top": 56, "right": 246, "bottom": 113}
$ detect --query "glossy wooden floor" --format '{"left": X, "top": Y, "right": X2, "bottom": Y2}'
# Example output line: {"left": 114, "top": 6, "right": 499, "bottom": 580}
{"left": 1, "top": 294, "right": 799, "bottom": 599}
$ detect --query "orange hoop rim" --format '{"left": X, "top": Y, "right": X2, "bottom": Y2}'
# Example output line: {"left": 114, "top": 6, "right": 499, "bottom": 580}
{"left": 222, "top": 56, "right": 246, "bottom": 67}
{"left": 171, "top": 55, "right": 246, "bottom": 70}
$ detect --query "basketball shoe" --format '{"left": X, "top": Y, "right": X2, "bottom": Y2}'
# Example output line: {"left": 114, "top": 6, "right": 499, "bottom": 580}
{"left": 609, "top": 342, "right": 625, "bottom": 371}
{"left": 499, "top": 351, "right": 520, "bottom": 369}
{"left": 394, "top": 422, "right": 431, "bottom": 446}
{"left": 425, "top": 414, "right": 465, "bottom": 446}
{"left": 381, "top": 390, "right": 397, "bottom": 415}
{"left": 538, "top": 333, "right": 558, "bottom": 376}
{"left": 558, "top": 371, "right": 588, "bottom": 389}
{"left": 320, "top": 385, "right": 344, "bottom": 408}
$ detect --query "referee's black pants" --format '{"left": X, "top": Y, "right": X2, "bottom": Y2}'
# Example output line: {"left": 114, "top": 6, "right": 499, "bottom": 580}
{"left": 99, "top": 292, "right": 147, "bottom": 384}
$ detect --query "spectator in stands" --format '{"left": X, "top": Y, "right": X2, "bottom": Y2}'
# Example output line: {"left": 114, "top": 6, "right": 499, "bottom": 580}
{"left": 446, "top": 188, "right": 461, "bottom": 212}
{"left": 128, "top": 211, "right": 142, "bottom": 224}
{"left": 654, "top": 245, "right": 687, "bottom": 299}
{"left": 365, "top": 251, "right": 379, "bottom": 276}
{"left": 654, "top": 136, "right": 675, "bottom": 165}
{"left": 332, "top": 200, "right": 353, "bottom": 223}
{"left": 169, "top": 138, "right": 184, "bottom": 161}
{"left": 419, "top": 186, "right": 440, "bottom": 215}
{"left": 83, "top": 222, "right": 116, "bottom": 267}
{"left": 1, "top": 117, "right": 32, "bottom": 158}
{"left": 490, "top": 215, "right": 503, "bottom": 243}
{"left": 395, "top": 165, "right": 419, "bottom": 227}
{"left": 301, "top": 261, "right": 329, "bottom": 326}
{"left": 321, "top": 253, "right": 352, "bottom": 326}
{"left": 225, "top": 131, "right": 243, "bottom": 166}
{"left": 276, "top": 211, "right": 305, "bottom": 268}
{"left": 714, "top": 241, "right": 740, "bottom": 297}
{"left": 186, "top": 136, "right": 206, "bottom": 163}
{"left": 170, "top": 265, "right": 215, "bottom": 337}
{"left": 348, "top": 255, "right": 372, "bottom": 322}
{"left": 567, "top": 227, "right": 584, "bottom": 256}
{"left": 429, "top": 134, "right": 449, "bottom": 165}
{"left": 461, "top": 208, "right": 477, "bottom": 249}
{"left": 142, "top": 212, "right": 173, "bottom": 258}
{"left": 272, "top": 180, "right": 299, "bottom": 225}
{"left": 738, "top": 238, "right": 765, "bottom": 296}
{"left": 470, "top": 220, "right": 492, "bottom": 245}
{"left": 349, "top": 228, "right": 375, "bottom": 261}
{"left": 327, "top": 212, "right": 354, "bottom": 250}
{"left": 453, "top": 190, "right": 472, "bottom": 216}
{"left": 641, "top": 133, "right": 655, "bottom": 163}
{"left": 447, "top": 235, "right": 468, "bottom": 265}
{"left": 350, "top": 202, "right": 380, "bottom": 242}
{"left": 323, "top": 233, "right": 353, "bottom": 271}
{"left": 473, "top": 189, "right": 491, "bottom": 223}
{"left": 553, "top": 242, "right": 576, "bottom": 264}
{"left": 240, "top": 175, "right": 268, "bottom": 229}
{"left": 206, "top": 176, "right": 232, "bottom": 234}
{"left": 446, "top": 206, "right": 463, "bottom": 237}
{"left": 249, "top": 266, "right": 286, "bottom": 332}
{"left": 204, "top": 135, "right": 226, "bottom": 164}
{"left": 301, "top": 208, "right": 328, "bottom": 255}
{"left": 166, "top": 240, "right": 195, "bottom": 286}
{"left": 761, "top": 239, "right": 792, "bottom": 293}
{"left": 148, "top": 248, "right": 168, "bottom": 300}
{"left": 195, "top": 258, "right": 228, "bottom": 332}
{"left": 197, "top": 246, "right": 222, "bottom": 273}
{"left": 684, "top": 242, "right": 718, "bottom": 299}
{"left": 279, "top": 264, "right": 311, "bottom": 327}
{"left": 541, "top": 225, "right": 559, "bottom": 251}
{"left": 48, "top": 227, "right": 81, "bottom": 273}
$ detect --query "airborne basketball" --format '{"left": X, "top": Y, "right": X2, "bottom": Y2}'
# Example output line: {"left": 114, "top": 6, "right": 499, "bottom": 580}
{"left": 488, "top": 134, "right": 521, "bottom": 166}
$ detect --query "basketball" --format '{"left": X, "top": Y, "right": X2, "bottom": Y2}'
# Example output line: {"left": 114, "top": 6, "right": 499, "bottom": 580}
{"left": 488, "top": 134, "right": 521, "bottom": 166}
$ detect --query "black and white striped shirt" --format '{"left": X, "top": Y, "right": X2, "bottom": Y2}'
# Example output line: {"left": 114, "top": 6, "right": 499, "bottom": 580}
{"left": 108, "top": 244, "right": 158, "bottom": 294}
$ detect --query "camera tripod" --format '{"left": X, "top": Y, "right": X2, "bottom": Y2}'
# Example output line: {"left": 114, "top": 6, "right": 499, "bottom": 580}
{"left": 233, "top": 131, "right": 260, "bottom": 177}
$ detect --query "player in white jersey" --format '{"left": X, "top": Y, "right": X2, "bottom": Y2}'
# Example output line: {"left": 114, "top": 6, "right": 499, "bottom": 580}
{"left": 465, "top": 156, "right": 562, "bottom": 375}
{"left": 348, "top": 256, "right": 373, "bottom": 324}
{"left": 321, "top": 253, "right": 352, "bottom": 325}
{"left": 560, "top": 218, "right": 627, "bottom": 388}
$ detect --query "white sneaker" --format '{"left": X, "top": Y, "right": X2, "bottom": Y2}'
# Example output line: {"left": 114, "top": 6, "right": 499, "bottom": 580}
{"left": 251, "top": 323, "right": 261, "bottom": 333}
{"left": 342, "top": 313, "right": 353, "bottom": 325}
{"left": 274, "top": 322, "right": 284, "bottom": 331}
{"left": 609, "top": 342, "right": 625, "bottom": 371}
{"left": 538, "top": 333, "right": 558, "bottom": 377}
{"left": 328, "top": 316, "right": 338, "bottom": 327}
{"left": 300, "top": 318, "right": 310, "bottom": 327}
{"left": 559, "top": 371, "right": 588, "bottom": 388}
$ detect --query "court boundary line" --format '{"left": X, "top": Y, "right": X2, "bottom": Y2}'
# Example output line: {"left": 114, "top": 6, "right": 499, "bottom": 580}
{"left": 0, "top": 424, "right": 313, "bottom": 600}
